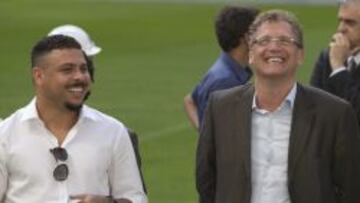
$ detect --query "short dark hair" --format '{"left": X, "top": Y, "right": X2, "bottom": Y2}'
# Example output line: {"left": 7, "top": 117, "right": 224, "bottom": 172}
{"left": 248, "top": 9, "right": 304, "bottom": 49}
{"left": 215, "top": 5, "right": 259, "bottom": 52}
{"left": 31, "top": 35, "right": 82, "bottom": 68}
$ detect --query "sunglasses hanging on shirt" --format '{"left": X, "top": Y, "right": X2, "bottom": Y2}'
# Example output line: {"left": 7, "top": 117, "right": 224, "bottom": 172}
{"left": 50, "top": 147, "right": 69, "bottom": 181}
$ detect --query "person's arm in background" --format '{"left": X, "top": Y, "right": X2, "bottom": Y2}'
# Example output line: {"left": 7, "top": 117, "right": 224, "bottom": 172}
{"left": 322, "top": 34, "right": 360, "bottom": 125}
{"left": 184, "top": 94, "right": 199, "bottom": 130}
{"left": 310, "top": 32, "right": 350, "bottom": 90}
{"left": 321, "top": 33, "right": 350, "bottom": 96}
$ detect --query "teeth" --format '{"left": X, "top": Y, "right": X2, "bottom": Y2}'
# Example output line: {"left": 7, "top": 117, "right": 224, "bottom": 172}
{"left": 268, "top": 57, "right": 283, "bottom": 63}
{"left": 69, "top": 87, "right": 83, "bottom": 92}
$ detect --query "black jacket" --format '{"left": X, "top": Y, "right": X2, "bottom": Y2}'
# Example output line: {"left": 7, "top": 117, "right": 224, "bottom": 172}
{"left": 310, "top": 48, "right": 360, "bottom": 127}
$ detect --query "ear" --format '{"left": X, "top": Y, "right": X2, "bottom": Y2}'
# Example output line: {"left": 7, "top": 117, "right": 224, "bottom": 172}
{"left": 248, "top": 48, "right": 254, "bottom": 65}
{"left": 296, "top": 49, "right": 305, "bottom": 67}
{"left": 32, "top": 67, "right": 44, "bottom": 86}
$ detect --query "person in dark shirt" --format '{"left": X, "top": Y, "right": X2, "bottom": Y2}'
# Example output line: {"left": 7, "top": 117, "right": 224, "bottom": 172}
{"left": 310, "top": 0, "right": 360, "bottom": 127}
{"left": 183, "top": 5, "right": 259, "bottom": 130}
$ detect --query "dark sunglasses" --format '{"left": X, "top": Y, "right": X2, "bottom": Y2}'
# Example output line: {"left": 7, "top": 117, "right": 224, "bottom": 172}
{"left": 50, "top": 147, "right": 69, "bottom": 181}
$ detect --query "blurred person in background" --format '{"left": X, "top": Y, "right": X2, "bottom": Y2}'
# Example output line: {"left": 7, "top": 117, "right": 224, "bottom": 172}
{"left": 0, "top": 35, "right": 147, "bottom": 203}
{"left": 197, "top": 9, "right": 360, "bottom": 203}
{"left": 183, "top": 5, "right": 259, "bottom": 130}
{"left": 310, "top": 0, "right": 360, "bottom": 127}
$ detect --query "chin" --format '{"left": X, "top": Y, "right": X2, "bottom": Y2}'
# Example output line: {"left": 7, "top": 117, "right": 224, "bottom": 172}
{"left": 65, "top": 102, "right": 83, "bottom": 112}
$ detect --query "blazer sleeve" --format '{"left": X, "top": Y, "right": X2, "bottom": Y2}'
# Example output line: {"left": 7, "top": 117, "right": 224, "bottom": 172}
{"left": 310, "top": 49, "right": 331, "bottom": 89}
{"left": 333, "top": 104, "right": 360, "bottom": 202}
{"left": 196, "top": 94, "right": 216, "bottom": 203}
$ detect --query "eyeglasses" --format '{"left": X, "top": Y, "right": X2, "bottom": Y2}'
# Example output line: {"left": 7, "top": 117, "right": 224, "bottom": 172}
{"left": 50, "top": 147, "right": 69, "bottom": 181}
{"left": 252, "top": 36, "right": 300, "bottom": 47}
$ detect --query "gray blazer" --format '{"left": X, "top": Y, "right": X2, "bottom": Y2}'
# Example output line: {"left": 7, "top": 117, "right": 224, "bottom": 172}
{"left": 196, "top": 83, "right": 360, "bottom": 203}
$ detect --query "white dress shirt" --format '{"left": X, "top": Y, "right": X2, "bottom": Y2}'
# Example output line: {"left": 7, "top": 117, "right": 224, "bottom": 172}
{"left": 0, "top": 98, "right": 147, "bottom": 203}
{"left": 250, "top": 84, "right": 297, "bottom": 203}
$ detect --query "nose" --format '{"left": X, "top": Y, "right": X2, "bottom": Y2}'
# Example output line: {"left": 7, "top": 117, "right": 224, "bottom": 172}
{"left": 267, "top": 40, "right": 283, "bottom": 50}
{"left": 73, "top": 68, "right": 89, "bottom": 81}
{"left": 337, "top": 21, "right": 346, "bottom": 33}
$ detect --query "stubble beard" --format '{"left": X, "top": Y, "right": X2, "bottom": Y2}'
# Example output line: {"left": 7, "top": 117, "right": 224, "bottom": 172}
{"left": 65, "top": 102, "right": 83, "bottom": 113}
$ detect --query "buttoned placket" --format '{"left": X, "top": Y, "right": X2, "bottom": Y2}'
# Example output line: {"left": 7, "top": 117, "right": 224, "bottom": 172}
{"left": 36, "top": 117, "right": 82, "bottom": 202}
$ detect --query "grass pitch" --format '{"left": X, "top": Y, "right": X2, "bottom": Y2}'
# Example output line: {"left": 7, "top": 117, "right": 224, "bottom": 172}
{"left": 0, "top": 1, "right": 337, "bottom": 202}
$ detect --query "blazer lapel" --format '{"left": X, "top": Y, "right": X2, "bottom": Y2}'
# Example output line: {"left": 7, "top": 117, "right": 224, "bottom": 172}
{"left": 234, "top": 85, "right": 254, "bottom": 183}
{"left": 288, "top": 84, "right": 316, "bottom": 180}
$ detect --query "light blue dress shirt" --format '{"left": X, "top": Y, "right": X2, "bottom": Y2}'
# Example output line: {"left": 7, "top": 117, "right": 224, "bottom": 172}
{"left": 250, "top": 84, "right": 297, "bottom": 203}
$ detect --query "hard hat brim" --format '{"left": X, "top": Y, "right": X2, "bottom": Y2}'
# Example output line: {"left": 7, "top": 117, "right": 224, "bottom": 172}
{"left": 85, "top": 46, "right": 102, "bottom": 57}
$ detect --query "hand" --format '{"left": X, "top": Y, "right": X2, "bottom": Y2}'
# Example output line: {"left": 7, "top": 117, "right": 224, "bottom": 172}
{"left": 70, "top": 194, "right": 132, "bottom": 203}
{"left": 329, "top": 33, "right": 351, "bottom": 70}
{"left": 70, "top": 194, "right": 112, "bottom": 203}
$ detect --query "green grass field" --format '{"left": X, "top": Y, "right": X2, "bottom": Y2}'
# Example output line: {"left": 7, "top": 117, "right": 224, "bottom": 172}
{"left": 0, "top": 1, "right": 337, "bottom": 202}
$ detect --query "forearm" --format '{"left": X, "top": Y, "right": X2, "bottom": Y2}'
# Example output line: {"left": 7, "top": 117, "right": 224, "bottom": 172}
{"left": 183, "top": 94, "right": 199, "bottom": 129}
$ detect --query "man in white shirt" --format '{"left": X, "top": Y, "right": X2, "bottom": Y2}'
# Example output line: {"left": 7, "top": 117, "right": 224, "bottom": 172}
{"left": 196, "top": 10, "right": 360, "bottom": 203}
{"left": 47, "top": 24, "right": 147, "bottom": 193}
{"left": 0, "top": 35, "right": 147, "bottom": 203}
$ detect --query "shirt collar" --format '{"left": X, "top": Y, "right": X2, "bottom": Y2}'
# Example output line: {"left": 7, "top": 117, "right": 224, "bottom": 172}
{"left": 348, "top": 52, "right": 360, "bottom": 65}
{"left": 252, "top": 83, "right": 297, "bottom": 110}
{"left": 20, "top": 97, "right": 99, "bottom": 123}
{"left": 20, "top": 98, "right": 40, "bottom": 122}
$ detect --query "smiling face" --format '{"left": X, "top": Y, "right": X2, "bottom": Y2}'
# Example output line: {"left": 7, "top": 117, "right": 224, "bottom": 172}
{"left": 33, "top": 48, "right": 91, "bottom": 112}
{"left": 249, "top": 21, "right": 304, "bottom": 82}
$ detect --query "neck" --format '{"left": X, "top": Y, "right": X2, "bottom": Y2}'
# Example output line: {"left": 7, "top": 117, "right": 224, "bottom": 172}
{"left": 228, "top": 44, "right": 248, "bottom": 66}
{"left": 36, "top": 97, "right": 79, "bottom": 145}
{"left": 254, "top": 78, "right": 295, "bottom": 112}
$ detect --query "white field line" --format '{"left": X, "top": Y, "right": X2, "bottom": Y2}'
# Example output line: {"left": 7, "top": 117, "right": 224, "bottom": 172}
{"left": 141, "top": 123, "right": 191, "bottom": 141}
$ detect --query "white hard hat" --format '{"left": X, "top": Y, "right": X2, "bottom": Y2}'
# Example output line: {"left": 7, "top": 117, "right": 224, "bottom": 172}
{"left": 48, "top": 24, "right": 102, "bottom": 56}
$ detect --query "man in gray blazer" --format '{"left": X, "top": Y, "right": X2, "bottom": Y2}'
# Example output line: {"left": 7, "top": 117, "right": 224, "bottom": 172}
{"left": 196, "top": 10, "right": 360, "bottom": 203}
